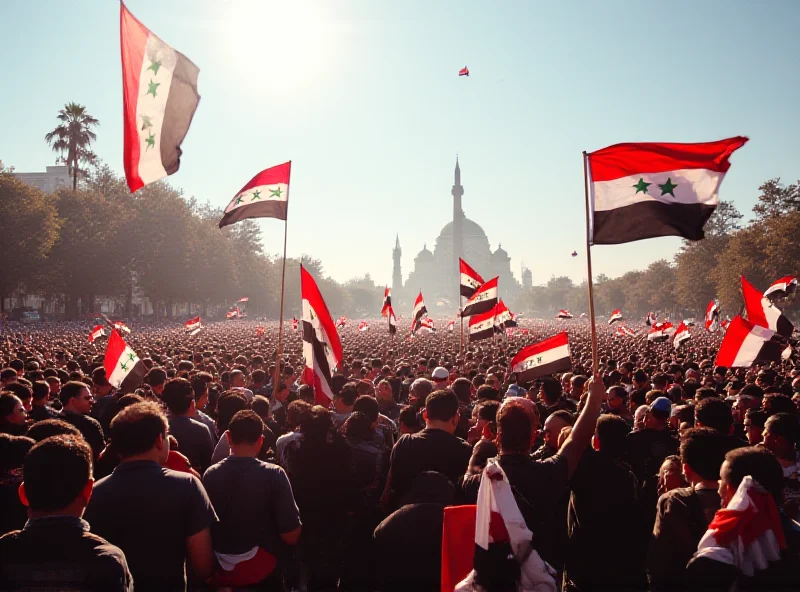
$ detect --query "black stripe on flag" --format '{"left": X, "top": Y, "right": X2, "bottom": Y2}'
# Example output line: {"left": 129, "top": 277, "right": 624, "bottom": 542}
{"left": 593, "top": 202, "right": 716, "bottom": 244}
{"left": 160, "top": 53, "right": 200, "bottom": 176}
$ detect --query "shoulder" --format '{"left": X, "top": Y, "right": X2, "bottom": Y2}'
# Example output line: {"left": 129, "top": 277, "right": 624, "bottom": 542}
{"left": 658, "top": 486, "right": 694, "bottom": 512}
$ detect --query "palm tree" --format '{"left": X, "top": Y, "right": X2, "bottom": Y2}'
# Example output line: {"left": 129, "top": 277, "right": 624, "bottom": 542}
{"left": 45, "top": 102, "right": 99, "bottom": 191}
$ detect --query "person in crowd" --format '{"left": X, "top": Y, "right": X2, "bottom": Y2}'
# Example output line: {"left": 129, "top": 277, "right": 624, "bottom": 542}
{"left": 606, "top": 384, "right": 634, "bottom": 425}
{"left": 331, "top": 381, "right": 358, "bottom": 429}
{"left": 142, "top": 367, "right": 167, "bottom": 398}
{"left": 0, "top": 392, "right": 28, "bottom": 436}
{"left": 0, "top": 435, "right": 133, "bottom": 591}
{"left": 203, "top": 410, "right": 301, "bottom": 589}
{"left": 58, "top": 381, "right": 105, "bottom": 459}
{"left": 26, "top": 418, "right": 81, "bottom": 442}
{"left": 694, "top": 396, "right": 748, "bottom": 450}
{"left": 84, "top": 401, "right": 217, "bottom": 591}
{"left": 190, "top": 373, "right": 218, "bottom": 441}
{"left": 532, "top": 409, "right": 575, "bottom": 461}
{"left": 90, "top": 367, "right": 117, "bottom": 434}
{"left": 743, "top": 408, "right": 767, "bottom": 446}
{"left": 761, "top": 412, "right": 800, "bottom": 519}
{"left": 658, "top": 455, "right": 687, "bottom": 496}
{"left": 537, "top": 376, "right": 577, "bottom": 420}
{"left": 0, "top": 434, "right": 35, "bottom": 536}
{"left": 28, "top": 380, "right": 58, "bottom": 422}
{"left": 397, "top": 403, "right": 422, "bottom": 435}
{"left": 376, "top": 378, "right": 401, "bottom": 422}
{"left": 230, "top": 369, "right": 254, "bottom": 401}
{"left": 162, "top": 377, "right": 214, "bottom": 473}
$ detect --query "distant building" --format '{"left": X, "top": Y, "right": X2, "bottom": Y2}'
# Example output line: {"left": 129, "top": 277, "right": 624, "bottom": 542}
{"left": 522, "top": 267, "right": 533, "bottom": 290}
{"left": 12, "top": 165, "right": 70, "bottom": 194}
{"left": 393, "top": 158, "right": 521, "bottom": 311}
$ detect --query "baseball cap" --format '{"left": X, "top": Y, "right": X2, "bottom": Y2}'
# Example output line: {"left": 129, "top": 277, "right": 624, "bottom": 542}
{"left": 431, "top": 367, "right": 449, "bottom": 381}
{"left": 505, "top": 384, "right": 527, "bottom": 398}
{"left": 649, "top": 397, "right": 672, "bottom": 415}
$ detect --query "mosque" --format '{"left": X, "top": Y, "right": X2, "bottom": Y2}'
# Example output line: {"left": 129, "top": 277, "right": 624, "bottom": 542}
{"left": 392, "top": 158, "right": 529, "bottom": 312}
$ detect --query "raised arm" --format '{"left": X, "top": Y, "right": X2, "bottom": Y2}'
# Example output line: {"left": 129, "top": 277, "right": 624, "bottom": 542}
{"left": 557, "top": 375, "right": 606, "bottom": 476}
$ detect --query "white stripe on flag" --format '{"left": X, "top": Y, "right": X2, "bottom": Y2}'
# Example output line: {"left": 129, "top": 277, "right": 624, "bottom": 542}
{"left": 513, "top": 343, "right": 570, "bottom": 373}
{"left": 108, "top": 345, "right": 140, "bottom": 388}
{"left": 593, "top": 168, "right": 724, "bottom": 212}
{"left": 733, "top": 326, "right": 771, "bottom": 367}
{"left": 227, "top": 183, "right": 289, "bottom": 213}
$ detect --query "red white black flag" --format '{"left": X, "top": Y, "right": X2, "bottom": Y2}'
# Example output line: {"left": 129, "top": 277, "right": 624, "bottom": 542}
{"left": 337, "top": 316, "right": 347, "bottom": 329}
{"left": 648, "top": 322, "right": 675, "bottom": 342}
{"left": 468, "top": 308, "right": 496, "bottom": 342}
{"left": 608, "top": 310, "right": 624, "bottom": 324}
{"left": 88, "top": 325, "right": 105, "bottom": 344}
{"left": 495, "top": 300, "right": 516, "bottom": 329}
{"left": 557, "top": 309, "right": 573, "bottom": 319}
{"left": 388, "top": 306, "right": 397, "bottom": 334}
{"left": 741, "top": 276, "right": 794, "bottom": 338}
{"left": 184, "top": 316, "right": 202, "bottom": 335}
{"left": 381, "top": 287, "right": 392, "bottom": 317}
{"left": 292, "top": 317, "right": 298, "bottom": 331}
{"left": 121, "top": 2, "right": 200, "bottom": 192}
{"left": 447, "top": 319, "right": 455, "bottom": 333}
{"left": 411, "top": 292, "right": 428, "bottom": 333}
{"left": 459, "top": 258, "right": 485, "bottom": 299}
{"left": 301, "top": 265, "right": 343, "bottom": 405}
{"left": 104, "top": 330, "right": 147, "bottom": 393}
{"left": 763, "top": 276, "right": 797, "bottom": 300}
{"left": 715, "top": 316, "right": 785, "bottom": 368}
{"left": 673, "top": 321, "right": 691, "bottom": 349}
{"left": 458, "top": 66, "right": 469, "bottom": 77}
{"left": 462, "top": 276, "right": 498, "bottom": 317}
{"left": 705, "top": 300, "right": 720, "bottom": 332}
{"left": 358, "top": 321, "right": 369, "bottom": 332}
{"left": 219, "top": 162, "right": 290, "bottom": 228}
{"left": 510, "top": 332, "right": 571, "bottom": 383}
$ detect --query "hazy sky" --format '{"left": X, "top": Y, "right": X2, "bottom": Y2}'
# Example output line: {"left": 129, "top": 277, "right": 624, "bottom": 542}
{"left": 2, "top": 0, "right": 798, "bottom": 288}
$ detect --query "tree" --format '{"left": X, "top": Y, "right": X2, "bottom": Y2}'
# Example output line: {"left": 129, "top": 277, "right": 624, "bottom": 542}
{"left": 752, "top": 178, "right": 800, "bottom": 220}
{"left": 0, "top": 173, "right": 60, "bottom": 311}
{"left": 44, "top": 102, "right": 99, "bottom": 191}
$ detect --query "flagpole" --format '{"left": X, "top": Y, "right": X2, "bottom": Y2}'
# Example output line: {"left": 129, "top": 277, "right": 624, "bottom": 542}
{"left": 459, "top": 299, "right": 464, "bottom": 356}
{"left": 582, "top": 151, "right": 599, "bottom": 376}
{"left": 273, "top": 217, "right": 288, "bottom": 398}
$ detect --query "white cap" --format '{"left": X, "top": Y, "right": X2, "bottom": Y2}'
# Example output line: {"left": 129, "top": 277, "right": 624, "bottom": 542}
{"left": 431, "top": 366, "right": 449, "bottom": 380}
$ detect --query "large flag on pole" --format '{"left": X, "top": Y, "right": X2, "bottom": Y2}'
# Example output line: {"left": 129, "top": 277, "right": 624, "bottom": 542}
{"left": 462, "top": 276, "right": 498, "bottom": 317}
{"left": 468, "top": 308, "right": 496, "bottom": 342}
{"left": 388, "top": 306, "right": 397, "bottom": 334}
{"left": 715, "top": 316, "right": 785, "bottom": 368}
{"left": 184, "top": 316, "right": 202, "bottom": 335}
{"left": 741, "top": 276, "right": 794, "bottom": 338}
{"left": 705, "top": 300, "right": 720, "bottom": 332}
{"left": 381, "top": 287, "right": 392, "bottom": 317}
{"left": 459, "top": 258, "right": 485, "bottom": 298}
{"left": 587, "top": 137, "right": 748, "bottom": 244}
{"left": 763, "top": 276, "right": 797, "bottom": 300}
{"left": 411, "top": 292, "right": 428, "bottom": 333}
{"left": 219, "top": 162, "right": 291, "bottom": 228}
{"left": 510, "top": 333, "right": 571, "bottom": 383}
{"left": 88, "top": 325, "right": 105, "bottom": 344}
{"left": 673, "top": 321, "right": 691, "bottom": 349}
{"left": 300, "top": 265, "right": 343, "bottom": 405}
{"left": 120, "top": 2, "right": 200, "bottom": 192}
{"left": 104, "top": 330, "right": 147, "bottom": 394}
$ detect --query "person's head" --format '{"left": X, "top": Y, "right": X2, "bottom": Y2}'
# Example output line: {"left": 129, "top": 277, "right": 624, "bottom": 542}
{"left": 353, "top": 395, "right": 379, "bottom": 427}
{"left": 143, "top": 368, "right": 167, "bottom": 394}
{"left": 91, "top": 367, "right": 112, "bottom": 397}
{"left": 632, "top": 369, "right": 648, "bottom": 389}
{"left": 342, "top": 411, "right": 374, "bottom": 442}
{"left": 633, "top": 404, "right": 649, "bottom": 431}
{"left": 431, "top": 366, "right": 450, "bottom": 389}
{"left": 334, "top": 382, "right": 359, "bottom": 413}
{"left": 376, "top": 379, "right": 394, "bottom": 406}
{"left": 109, "top": 401, "right": 169, "bottom": 464}
{"left": 286, "top": 400, "right": 313, "bottom": 431}
{"left": 216, "top": 391, "right": 249, "bottom": 433}
{"left": 31, "top": 380, "right": 49, "bottom": 406}
{"left": 680, "top": 427, "right": 731, "bottom": 485}
{"left": 0, "top": 433, "right": 34, "bottom": 473}
{"left": 19, "top": 435, "right": 93, "bottom": 517}
{"left": 409, "top": 378, "right": 434, "bottom": 410}
{"left": 538, "top": 377, "right": 562, "bottom": 405}
{"left": 296, "top": 384, "right": 315, "bottom": 405}
{"left": 694, "top": 397, "right": 734, "bottom": 435}
{"left": 645, "top": 397, "right": 672, "bottom": 429}
{"left": 190, "top": 374, "right": 210, "bottom": 407}
{"left": 451, "top": 377, "right": 472, "bottom": 405}
{"left": 26, "top": 419, "right": 81, "bottom": 442}
{"left": 731, "top": 394, "right": 758, "bottom": 425}
{"left": 0, "top": 392, "right": 27, "bottom": 427}
{"left": 161, "top": 377, "right": 195, "bottom": 416}
{"left": 659, "top": 455, "right": 686, "bottom": 493}
{"left": 496, "top": 398, "right": 540, "bottom": 454}
{"left": 718, "top": 447, "right": 784, "bottom": 508}
{"left": 230, "top": 369, "right": 246, "bottom": 388}
{"left": 743, "top": 408, "right": 767, "bottom": 446}
{"left": 762, "top": 413, "right": 800, "bottom": 461}
{"left": 485, "top": 373, "right": 502, "bottom": 391}
{"left": 593, "top": 414, "right": 629, "bottom": 458}
{"left": 606, "top": 385, "right": 628, "bottom": 411}
{"left": 5, "top": 382, "right": 32, "bottom": 412}
{"left": 59, "top": 381, "right": 93, "bottom": 414}
{"left": 227, "top": 410, "right": 264, "bottom": 456}
{"left": 570, "top": 375, "right": 588, "bottom": 399}
{"left": 543, "top": 410, "right": 574, "bottom": 451}
{"left": 763, "top": 394, "right": 797, "bottom": 418}
{"left": 398, "top": 404, "right": 421, "bottom": 435}
{"left": 0, "top": 367, "right": 18, "bottom": 387}
{"left": 652, "top": 373, "right": 668, "bottom": 392}
{"left": 423, "top": 390, "right": 460, "bottom": 433}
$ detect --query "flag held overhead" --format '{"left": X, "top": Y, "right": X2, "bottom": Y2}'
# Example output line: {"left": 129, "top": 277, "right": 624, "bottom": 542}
{"left": 219, "top": 162, "right": 291, "bottom": 228}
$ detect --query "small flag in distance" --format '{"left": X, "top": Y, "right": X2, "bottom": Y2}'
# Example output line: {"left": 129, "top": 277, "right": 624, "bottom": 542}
{"left": 219, "top": 162, "right": 291, "bottom": 228}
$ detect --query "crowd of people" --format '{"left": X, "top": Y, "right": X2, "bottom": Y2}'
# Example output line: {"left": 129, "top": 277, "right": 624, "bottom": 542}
{"left": 0, "top": 316, "right": 798, "bottom": 591}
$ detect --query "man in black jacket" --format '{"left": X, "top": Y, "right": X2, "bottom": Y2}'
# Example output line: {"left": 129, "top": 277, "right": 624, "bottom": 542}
{"left": 58, "top": 381, "right": 105, "bottom": 460}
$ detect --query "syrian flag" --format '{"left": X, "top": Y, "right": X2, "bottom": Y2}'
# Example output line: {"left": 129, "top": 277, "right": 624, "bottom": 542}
{"left": 113, "top": 320, "right": 131, "bottom": 334}
{"left": 741, "top": 276, "right": 794, "bottom": 338}
{"left": 447, "top": 319, "right": 455, "bottom": 333}
{"left": 763, "top": 275, "right": 798, "bottom": 300}
{"left": 120, "top": 2, "right": 200, "bottom": 192}
{"left": 648, "top": 322, "right": 674, "bottom": 342}
{"left": 608, "top": 310, "right": 624, "bottom": 324}
{"left": 358, "top": 321, "right": 369, "bottom": 332}
{"left": 468, "top": 308, "right": 496, "bottom": 343}
{"left": 103, "top": 330, "right": 147, "bottom": 394}
{"left": 459, "top": 258, "right": 485, "bottom": 298}
{"left": 715, "top": 316, "right": 785, "bottom": 367}
{"left": 673, "top": 321, "right": 691, "bottom": 349}
{"left": 646, "top": 311, "right": 657, "bottom": 327}
{"left": 705, "top": 300, "right": 720, "bottom": 332}
{"left": 557, "top": 309, "right": 573, "bottom": 319}
{"left": 587, "top": 136, "right": 748, "bottom": 244}
{"left": 219, "top": 162, "right": 290, "bottom": 228}
{"left": 184, "top": 316, "right": 202, "bottom": 335}
{"left": 458, "top": 66, "right": 469, "bottom": 77}
{"left": 292, "top": 317, "right": 298, "bottom": 330}
{"left": 88, "top": 325, "right": 105, "bottom": 344}
{"left": 462, "top": 277, "right": 498, "bottom": 317}
{"left": 301, "top": 265, "right": 343, "bottom": 405}
{"left": 411, "top": 292, "right": 428, "bottom": 333}
{"left": 510, "top": 332, "right": 571, "bottom": 383}
{"left": 337, "top": 316, "right": 347, "bottom": 329}
{"left": 381, "top": 287, "right": 392, "bottom": 317}
{"left": 388, "top": 306, "right": 397, "bottom": 334}
{"left": 694, "top": 476, "right": 785, "bottom": 578}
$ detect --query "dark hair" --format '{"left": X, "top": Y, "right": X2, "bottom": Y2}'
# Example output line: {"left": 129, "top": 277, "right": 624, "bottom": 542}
{"left": 539, "top": 377, "right": 562, "bottom": 403}
{"left": 595, "top": 414, "right": 629, "bottom": 458}
{"left": 23, "top": 435, "right": 92, "bottom": 512}
{"left": 336, "top": 382, "right": 359, "bottom": 407}
{"left": 26, "top": 419, "right": 81, "bottom": 442}
{"left": 91, "top": 367, "right": 109, "bottom": 387}
{"left": 0, "top": 434, "right": 35, "bottom": 473}
{"left": 763, "top": 394, "right": 797, "bottom": 417}
{"left": 251, "top": 394, "right": 270, "bottom": 419}
{"left": 161, "top": 378, "right": 194, "bottom": 415}
{"left": 59, "top": 381, "right": 89, "bottom": 406}
{"left": 32, "top": 380, "right": 49, "bottom": 401}
{"left": 343, "top": 411, "right": 373, "bottom": 442}
{"left": 217, "top": 391, "right": 248, "bottom": 433}
{"left": 765, "top": 413, "right": 800, "bottom": 447}
{"left": 694, "top": 387, "right": 718, "bottom": 402}
{"left": 451, "top": 377, "right": 472, "bottom": 404}
{"left": 549, "top": 409, "right": 575, "bottom": 426}
{"left": 630, "top": 388, "right": 647, "bottom": 408}
{"left": 5, "top": 382, "right": 32, "bottom": 401}
{"left": 744, "top": 408, "right": 767, "bottom": 428}
{"left": 695, "top": 397, "right": 733, "bottom": 434}
{"left": 286, "top": 400, "right": 313, "bottom": 430}
{"left": 475, "top": 384, "right": 499, "bottom": 402}
{"left": 740, "top": 384, "right": 764, "bottom": 399}
{"left": 109, "top": 401, "right": 168, "bottom": 458}
{"left": 0, "top": 392, "right": 21, "bottom": 419}
{"left": 723, "top": 447, "right": 784, "bottom": 503}
{"left": 398, "top": 405, "right": 420, "bottom": 431}
{"left": 497, "top": 400, "right": 534, "bottom": 454}
{"left": 0, "top": 368, "right": 18, "bottom": 382}
{"left": 632, "top": 369, "right": 648, "bottom": 384}
{"left": 353, "top": 395, "right": 379, "bottom": 423}
{"left": 425, "top": 389, "right": 459, "bottom": 422}
{"left": 477, "top": 400, "right": 500, "bottom": 423}
{"left": 607, "top": 385, "right": 628, "bottom": 401}
{"left": 652, "top": 373, "right": 668, "bottom": 388}
{"left": 143, "top": 368, "right": 167, "bottom": 387}
{"left": 228, "top": 410, "right": 264, "bottom": 445}
{"left": 190, "top": 374, "right": 209, "bottom": 400}
{"left": 680, "top": 427, "right": 731, "bottom": 481}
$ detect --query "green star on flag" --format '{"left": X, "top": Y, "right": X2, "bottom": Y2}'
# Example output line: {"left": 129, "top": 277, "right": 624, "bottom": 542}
{"left": 127, "top": 352, "right": 136, "bottom": 362}
{"left": 120, "top": 361, "right": 129, "bottom": 371}
{"left": 218, "top": 162, "right": 292, "bottom": 227}
{"left": 251, "top": 190, "right": 262, "bottom": 201}
{"left": 269, "top": 187, "right": 283, "bottom": 199}
{"left": 235, "top": 195, "right": 244, "bottom": 205}
{"left": 145, "top": 132, "right": 156, "bottom": 151}
{"left": 148, "top": 58, "right": 162, "bottom": 76}
{"left": 658, "top": 178, "right": 678, "bottom": 197}
{"left": 140, "top": 115, "right": 153, "bottom": 130}
{"left": 147, "top": 79, "right": 160, "bottom": 97}
{"left": 633, "top": 178, "right": 651, "bottom": 195}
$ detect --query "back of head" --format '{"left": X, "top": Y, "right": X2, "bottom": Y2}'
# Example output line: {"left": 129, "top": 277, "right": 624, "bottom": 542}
{"left": 143, "top": 367, "right": 167, "bottom": 387}
{"left": 680, "top": 427, "right": 732, "bottom": 481}
{"left": 337, "top": 382, "right": 359, "bottom": 407}
{"left": 161, "top": 377, "right": 194, "bottom": 415}
{"left": 425, "top": 389, "right": 459, "bottom": 422}
{"left": 476, "top": 384, "right": 500, "bottom": 402}
{"left": 217, "top": 391, "right": 248, "bottom": 432}
{"left": 353, "top": 395, "right": 379, "bottom": 423}
{"left": 452, "top": 377, "right": 472, "bottom": 403}
{"left": 763, "top": 394, "right": 797, "bottom": 417}
{"left": 411, "top": 378, "right": 434, "bottom": 401}
{"left": 109, "top": 401, "right": 168, "bottom": 458}
{"left": 497, "top": 399, "right": 535, "bottom": 454}
{"left": 227, "top": 410, "right": 263, "bottom": 446}
{"left": 723, "top": 446, "right": 784, "bottom": 504}
{"left": 695, "top": 397, "right": 734, "bottom": 434}
{"left": 23, "top": 435, "right": 92, "bottom": 512}
{"left": 343, "top": 411, "right": 373, "bottom": 442}
{"left": 540, "top": 377, "right": 562, "bottom": 403}
{"left": 595, "top": 414, "right": 629, "bottom": 457}
{"left": 91, "top": 366, "right": 109, "bottom": 388}
{"left": 26, "top": 419, "right": 81, "bottom": 442}
{"left": 765, "top": 413, "right": 800, "bottom": 450}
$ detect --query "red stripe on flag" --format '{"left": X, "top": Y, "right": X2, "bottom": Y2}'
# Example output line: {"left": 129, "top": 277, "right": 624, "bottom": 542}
{"left": 510, "top": 332, "right": 569, "bottom": 367}
{"left": 103, "top": 330, "right": 127, "bottom": 377}
{"left": 120, "top": 4, "right": 150, "bottom": 192}
{"left": 741, "top": 276, "right": 768, "bottom": 328}
{"left": 237, "top": 162, "right": 292, "bottom": 194}
{"left": 588, "top": 137, "right": 748, "bottom": 182}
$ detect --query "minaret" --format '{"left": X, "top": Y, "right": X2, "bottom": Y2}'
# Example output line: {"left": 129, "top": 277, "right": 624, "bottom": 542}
{"left": 392, "top": 234, "right": 402, "bottom": 298}
{"left": 452, "top": 156, "right": 464, "bottom": 303}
